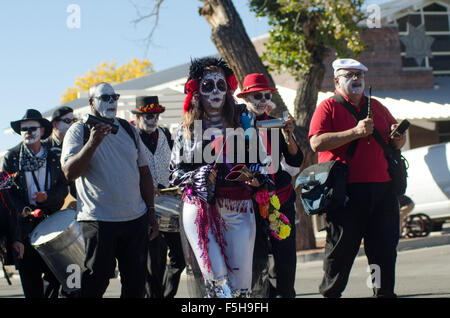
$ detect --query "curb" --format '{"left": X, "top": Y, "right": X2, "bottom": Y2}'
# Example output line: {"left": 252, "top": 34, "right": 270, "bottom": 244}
{"left": 296, "top": 232, "right": 450, "bottom": 264}
{"left": 2, "top": 234, "right": 449, "bottom": 280}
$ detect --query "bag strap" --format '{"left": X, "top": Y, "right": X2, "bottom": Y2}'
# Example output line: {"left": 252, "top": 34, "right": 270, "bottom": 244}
{"left": 83, "top": 118, "right": 138, "bottom": 150}
{"left": 332, "top": 94, "right": 394, "bottom": 158}
{"left": 331, "top": 94, "right": 368, "bottom": 158}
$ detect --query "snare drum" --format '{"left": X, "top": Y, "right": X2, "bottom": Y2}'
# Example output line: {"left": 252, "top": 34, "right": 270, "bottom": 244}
{"left": 154, "top": 195, "right": 182, "bottom": 232}
{"left": 30, "top": 209, "right": 85, "bottom": 292}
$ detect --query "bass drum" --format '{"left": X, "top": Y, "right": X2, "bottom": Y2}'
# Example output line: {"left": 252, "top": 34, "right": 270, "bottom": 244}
{"left": 30, "top": 209, "right": 85, "bottom": 292}
{"left": 154, "top": 195, "right": 182, "bottom": 232}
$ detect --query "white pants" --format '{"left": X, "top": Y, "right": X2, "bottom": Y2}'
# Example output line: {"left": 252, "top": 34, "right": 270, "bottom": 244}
{"left": 182, "top": 198, "right": 256, "bottom": 292}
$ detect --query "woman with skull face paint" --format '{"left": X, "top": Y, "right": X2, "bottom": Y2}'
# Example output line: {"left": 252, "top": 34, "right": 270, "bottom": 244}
{"left": 238, "top": 73, "right": 303, "bottom": 298}
{"left": 2, "top": 109, "right": 68, "bottom": 298}
{"left": 169, "top": 57, "right": 268, "bottom": 297}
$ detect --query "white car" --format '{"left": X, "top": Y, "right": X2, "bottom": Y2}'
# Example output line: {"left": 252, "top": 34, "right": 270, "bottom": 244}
{"left": 402, "top": 142, "right": 450, "bottom": 230}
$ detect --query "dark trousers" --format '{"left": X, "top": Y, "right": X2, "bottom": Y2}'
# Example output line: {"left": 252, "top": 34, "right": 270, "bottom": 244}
{"left": 79, "top": 213, "right": 149, "bottom": 298}
{"left": 145, "top": 231, "right": 186, "bottom": 298}
{"left": 17, "top": 242, "right": 60, "bottom": 298}
{"left": 269, "top": 201, "right": 297, "bottom": 298}
{"left": 319, "top": 182, "right": 400, "bottom": 298}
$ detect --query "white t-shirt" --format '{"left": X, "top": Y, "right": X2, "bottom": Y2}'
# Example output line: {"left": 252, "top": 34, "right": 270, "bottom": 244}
{"left": 61, "top": 119, "right": 150, "bottom": 222}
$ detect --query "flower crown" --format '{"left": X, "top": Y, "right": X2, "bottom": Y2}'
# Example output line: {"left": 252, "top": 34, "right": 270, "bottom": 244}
{"left": 137, "top": 103, "right": 165, "bottom": 113}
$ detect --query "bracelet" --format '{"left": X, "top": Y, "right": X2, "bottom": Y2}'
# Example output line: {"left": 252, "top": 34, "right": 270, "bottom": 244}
{"left": 147, "top": 205, "right": 155, "bottom": 210}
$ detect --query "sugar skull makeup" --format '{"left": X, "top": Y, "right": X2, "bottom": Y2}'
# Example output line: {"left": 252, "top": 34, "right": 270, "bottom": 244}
{"left": 91, "top": 83, "right": 118, "bottom": 119}
{"left": 246, "top": 90, "right": 272, "bottom": 116}
{"left": 139, "top": 114, "right": 159, "bottom": 133}
{"left": 336, "top": 70, "right": 365, "bottom": 96}
{"left": 199, "top": 72, "right": 227, "bottom": 112}
{"left": 56, "top": 113, "right": 75, "bottom": 135}
{"left": 20, "top": 120, "right": 42, "bottom": 145}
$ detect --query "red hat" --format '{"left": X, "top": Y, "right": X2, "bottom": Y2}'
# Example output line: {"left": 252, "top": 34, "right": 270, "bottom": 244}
{"left": 236, "top": 73, "right": 277, "bottom": 98}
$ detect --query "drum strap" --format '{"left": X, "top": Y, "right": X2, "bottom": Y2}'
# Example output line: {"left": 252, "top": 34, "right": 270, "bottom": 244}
{"left": 30, "top": 168, "right": 48, "bottom": 192}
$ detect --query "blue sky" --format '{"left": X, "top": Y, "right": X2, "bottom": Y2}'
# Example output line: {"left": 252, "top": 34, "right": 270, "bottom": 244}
{"left": 0, "top": 0, "right": 385, "bottom": 153}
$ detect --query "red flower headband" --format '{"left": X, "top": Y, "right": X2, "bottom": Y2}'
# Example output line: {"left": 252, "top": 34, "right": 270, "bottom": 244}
{"left": 183, "top": 74, "right": 238, "bottom": 114}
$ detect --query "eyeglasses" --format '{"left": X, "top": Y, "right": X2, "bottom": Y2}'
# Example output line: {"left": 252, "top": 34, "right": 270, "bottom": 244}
{"left": 58, "top": 118, "right": 77, "bottom": 124}
{"left": 20, "top": 126, "right": 41, "bottom": 133}
{"left": 337, "top": 72, "right": 365, "bottom": 79}
{"left": 200, "top": 79, "right": 227, "bottom": 93}
{"left": 253, "top": 92, "right": 272, "bottom": 100}
{"left": 95, "top": 94, "right": 120, "bottom": 102}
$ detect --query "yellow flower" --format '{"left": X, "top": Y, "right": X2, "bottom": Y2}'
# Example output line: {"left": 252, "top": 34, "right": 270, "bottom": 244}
{"left": 270, "top": 195, "right": 281, "bottom": 210}
{"left": 279, "top": 224, "right": 291, "bottom": 239}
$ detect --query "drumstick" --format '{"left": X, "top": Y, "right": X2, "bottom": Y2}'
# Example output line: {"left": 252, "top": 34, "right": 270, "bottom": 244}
{"left": 160, "top": 187, "right": 182, "bottom": 192}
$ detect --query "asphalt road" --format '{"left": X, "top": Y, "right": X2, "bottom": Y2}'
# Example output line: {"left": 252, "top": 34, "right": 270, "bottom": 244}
{"left": 1, "top": 245, "right": 448, "bottom": 298}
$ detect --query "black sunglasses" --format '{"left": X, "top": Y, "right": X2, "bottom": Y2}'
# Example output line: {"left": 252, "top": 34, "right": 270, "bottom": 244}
{"left": 253, "top": 92, "right": 272, "bottom": 100}
{"left": 201, "top": 79, "right": 227, "bottom": 93}
{"left": 58, "top": 118, "right": 77, "bottom": 124}
{"left": 95, "top": 94, "right": 120, "bottom": 102}
{"left": 20, "top": 126, "right": 41, "bottom": 133}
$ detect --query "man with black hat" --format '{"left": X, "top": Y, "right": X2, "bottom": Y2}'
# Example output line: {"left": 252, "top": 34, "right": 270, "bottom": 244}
{"left": 42, "top": 106, "right": 75, "bottom": 157}
{"left": 1, "top": 109, "right": 68, "bottom": 298}
{"left": 131, "top": 96, "right": 185, "bottom": 298}
{"left": 42, "top": 106, "right": 77, "bottom": 200}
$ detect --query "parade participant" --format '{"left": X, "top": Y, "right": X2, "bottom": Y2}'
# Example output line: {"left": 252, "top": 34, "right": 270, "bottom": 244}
{"left": 170, "top": 57, "right": 265, "bottom": 297}
{"left": 43, "top": 106, "right": 77, "bottom": 200}
{"left": 309, "top": 58, "right": 406, "bottom": 298}
{"left": 2, "top": 109, "right": 68, "bottom": 298}
{"left": 237, "top": 73, "right": 303, "bottom": 298}
{"left": 61, "top": 82, "right": 158, "bottom": 298}
{"left": 43, "top": 106, "right": 76, "bottom": 157}
{"left": 131, "top": 96, "right": 185, "bottom": 298}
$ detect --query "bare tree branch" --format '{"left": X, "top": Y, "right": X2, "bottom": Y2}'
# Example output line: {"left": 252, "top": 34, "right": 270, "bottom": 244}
{"left": 130, "top": 0, "right": 165, "bottom": 56}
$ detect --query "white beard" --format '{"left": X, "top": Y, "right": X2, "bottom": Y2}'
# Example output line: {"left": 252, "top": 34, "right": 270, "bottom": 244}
{"left": 21, "top": 130, "right": 41, "bottom": 145}
{"left": 94, "top": 99, "right": 117, "bottom": 119}
{"left": 338, "top": 77, "right": 365, "bottom": 96}
{"left": 92, "top": 83, "right": 118, "bottom": 119}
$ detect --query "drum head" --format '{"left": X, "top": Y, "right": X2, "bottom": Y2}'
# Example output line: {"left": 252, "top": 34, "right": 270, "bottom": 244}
{"left": 31, "top": 209, "right": 77, "bottom": 246}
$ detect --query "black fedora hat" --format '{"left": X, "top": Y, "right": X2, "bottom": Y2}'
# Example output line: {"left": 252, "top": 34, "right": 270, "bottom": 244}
{"left": 131, "top": 96, "right": 165, "bottom": 114}
{"left": 11, "top": 109, "right": 52, "bottom": 139}
{"left": 51, "top": 106, "right": 74, "bottom": 122}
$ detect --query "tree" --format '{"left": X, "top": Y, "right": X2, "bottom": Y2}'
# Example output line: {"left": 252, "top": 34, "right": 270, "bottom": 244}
{"left": 61, "top": 58, "right": 154, "bottom": 103}
{"left": 249, "top": 0, "right": 367, "bottom": 129}
{"left": 248, "top": 0, "right": 367, "bottom": 249}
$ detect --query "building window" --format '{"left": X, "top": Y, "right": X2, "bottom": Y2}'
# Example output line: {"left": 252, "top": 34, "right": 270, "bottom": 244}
{"left": 397, "top": 2, "right": 450, "bottom": 75}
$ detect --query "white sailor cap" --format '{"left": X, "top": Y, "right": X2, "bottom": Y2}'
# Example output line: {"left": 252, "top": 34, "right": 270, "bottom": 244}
{"left": 332, "top": 58, "right": 368, "bottom": 77}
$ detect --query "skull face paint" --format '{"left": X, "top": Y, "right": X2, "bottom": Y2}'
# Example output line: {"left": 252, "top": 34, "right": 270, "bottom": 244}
{"left": 336, "top": 69, "right": 365, "bottom": 96}
{"left": 91, "top": 83, "right": 118, "bottom": 119}
{"left": 199, "top": 72, "right": 227, "bottom": 114}
{"left": 246, "top": 90, "right": 272, "bottom": 116}
{"left": 139, "top": 114, "right": 159, "bottom": 134}
{"left": 20, "top": 121, "right": 42, "bottom": 145}
{"left": 55, "top": 113, "right": 75, "bottom": 135}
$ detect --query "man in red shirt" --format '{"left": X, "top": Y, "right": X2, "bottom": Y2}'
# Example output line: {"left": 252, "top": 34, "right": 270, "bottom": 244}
{"left": 309, "top": 58, "right": 406, "bottom": 298}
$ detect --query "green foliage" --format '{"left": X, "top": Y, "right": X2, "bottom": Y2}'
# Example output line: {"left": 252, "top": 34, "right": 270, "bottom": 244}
{"left": 249, "top": 0, "right": 367, "bottom": 78}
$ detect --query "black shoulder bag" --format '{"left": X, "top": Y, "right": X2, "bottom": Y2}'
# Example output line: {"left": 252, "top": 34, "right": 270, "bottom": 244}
{"left": 295, "top": 96, "right": 366, "bottom": 216}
